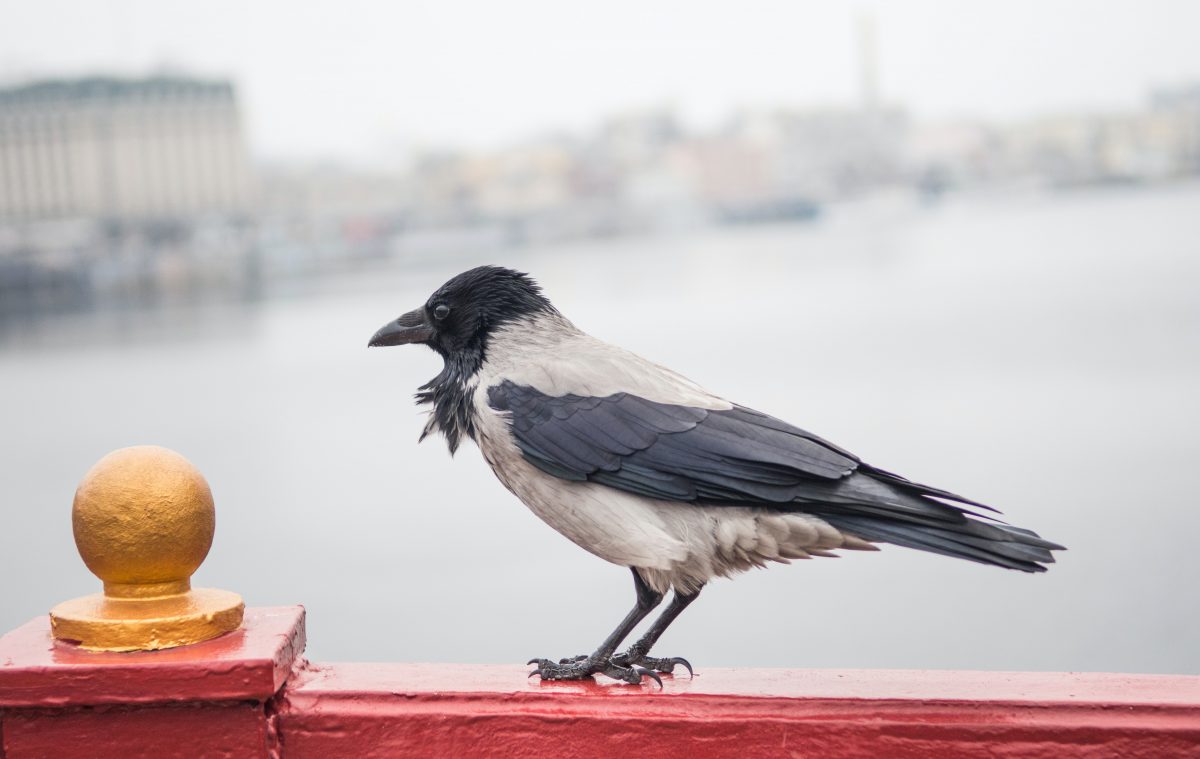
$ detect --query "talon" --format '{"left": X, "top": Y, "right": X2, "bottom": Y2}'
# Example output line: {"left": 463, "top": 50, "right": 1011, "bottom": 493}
{"left": 528, "top": 669, "right": 541, "bottom": 678}
{"left": 527, "top": 658, "right": 539, "bottom": 666}
{"left": 672, "top": 657, "right": 694, "bottom": 678}
{"left": 635, "top": 666, "right": 663, "bottom": 687}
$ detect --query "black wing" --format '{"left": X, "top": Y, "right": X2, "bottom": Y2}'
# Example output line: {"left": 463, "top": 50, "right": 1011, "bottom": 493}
{"left": 487, "top": 380, "right": 1062, "bottom": 572}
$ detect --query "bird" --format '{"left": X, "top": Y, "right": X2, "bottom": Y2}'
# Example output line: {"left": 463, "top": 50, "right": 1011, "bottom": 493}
{"left": 368, "top": 265, "right": 1064, "bottom": 686}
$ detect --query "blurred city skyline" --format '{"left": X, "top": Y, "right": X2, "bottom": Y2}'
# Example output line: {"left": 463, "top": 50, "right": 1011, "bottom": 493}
{"left": 3, "top": 0, "right": 1199, "bottom": 320}
{"left": 2, "top": 1, "right": 1199, "bottom": 164}
{"left": 3, "top": 62, "right": 1198, "bottom": 318}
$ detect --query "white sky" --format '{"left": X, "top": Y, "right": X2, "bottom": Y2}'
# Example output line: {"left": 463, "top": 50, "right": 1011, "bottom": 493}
{"left": 1, "top": 0, "right": 1198, "bottom": 163}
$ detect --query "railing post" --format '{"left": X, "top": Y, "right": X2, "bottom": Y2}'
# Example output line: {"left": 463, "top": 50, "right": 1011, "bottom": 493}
{"left": 0, "top": 446, "right": 305, "bottom": 758}
{"left": 0, "top": 607, "right": 305, "bottom": 758}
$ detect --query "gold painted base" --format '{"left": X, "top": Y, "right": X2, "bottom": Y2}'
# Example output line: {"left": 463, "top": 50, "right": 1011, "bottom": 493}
{"left": 50, "top": 588, "right": 245, "bottom": 652}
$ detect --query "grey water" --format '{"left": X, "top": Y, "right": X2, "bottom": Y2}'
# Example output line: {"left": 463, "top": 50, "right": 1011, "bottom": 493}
{"left": 2, "top": 183, "right": 1198, "bottom": 674}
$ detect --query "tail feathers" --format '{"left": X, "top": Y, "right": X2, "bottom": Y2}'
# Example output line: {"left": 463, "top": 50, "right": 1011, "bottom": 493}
{"left": 823, "top": 514, "right": 1060, "bottom": 572}
{"left": 808, "top": 469, "right": 1065, "bottom": 573}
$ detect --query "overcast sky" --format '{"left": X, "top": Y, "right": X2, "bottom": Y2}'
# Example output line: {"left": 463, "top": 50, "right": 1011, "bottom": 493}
{"left": 1, "top": 0, "right": 1198, "bottom": 163}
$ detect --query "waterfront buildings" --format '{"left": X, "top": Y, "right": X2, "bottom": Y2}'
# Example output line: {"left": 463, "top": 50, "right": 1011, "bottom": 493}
{"left": 0, "top": 76, "right": 252, "bottom": 223}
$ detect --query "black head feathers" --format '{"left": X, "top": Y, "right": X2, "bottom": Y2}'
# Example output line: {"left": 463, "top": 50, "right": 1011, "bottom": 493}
{"left": 411, "top": 266, "right": 557, "bottom": 453}
{"left": 423, "top": 266, "right": 554, "bottom": 358}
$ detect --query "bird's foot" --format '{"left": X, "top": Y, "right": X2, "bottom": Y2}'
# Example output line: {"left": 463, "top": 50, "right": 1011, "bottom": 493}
{"left": 550, "top": 650, "right": 692, "bottom": 678}
{"left": 612, "top": 652, "right": 694, "bottom": 678}
{"left": 527, "top": 657, "right": 662, "bottom": 686}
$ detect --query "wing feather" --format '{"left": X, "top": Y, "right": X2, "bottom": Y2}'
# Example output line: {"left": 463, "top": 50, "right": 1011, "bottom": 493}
{"left": 486, "top": 380, "right": 1063, "bottom": 571}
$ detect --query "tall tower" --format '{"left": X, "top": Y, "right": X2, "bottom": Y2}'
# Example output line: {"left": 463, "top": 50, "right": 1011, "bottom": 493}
{"left": 856, "top": 11, "right": 881, "bottom": 114}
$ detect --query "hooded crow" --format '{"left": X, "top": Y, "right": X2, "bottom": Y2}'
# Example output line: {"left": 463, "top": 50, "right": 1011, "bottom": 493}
{"left": 369, "top": 265, "right": 1064, "bottom": 686}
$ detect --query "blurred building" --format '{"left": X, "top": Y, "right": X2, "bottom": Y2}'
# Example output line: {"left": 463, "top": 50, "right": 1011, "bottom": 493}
{"left": 699, "top": 106, "right": 909, "bottom": 211}
{"left": 0, "top": 76, "right": 252, "bottom": 222}
{"left": 1144, "top": 84, "right": 1200, "bottom": 175}
{"left": 909, "top": 84, "right": 1200, "bottom": 190}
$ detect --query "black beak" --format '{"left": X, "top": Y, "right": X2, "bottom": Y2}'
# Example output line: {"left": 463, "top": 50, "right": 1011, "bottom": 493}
{"left": 368, "top": 308, "right": 434, "bottom": 347}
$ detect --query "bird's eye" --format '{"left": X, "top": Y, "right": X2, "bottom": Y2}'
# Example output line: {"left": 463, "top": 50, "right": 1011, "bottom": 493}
{"left": 433, "top": 304, "right": 451, "bottom": 320}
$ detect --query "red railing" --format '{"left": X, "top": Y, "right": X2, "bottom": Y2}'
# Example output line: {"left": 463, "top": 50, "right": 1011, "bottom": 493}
{"left": 2, "top": 606, "right": 1199, "bottom": 758}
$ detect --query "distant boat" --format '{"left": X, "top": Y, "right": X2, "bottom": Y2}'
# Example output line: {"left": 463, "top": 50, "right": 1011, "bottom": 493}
{"left": 716, "top": 198, "right": 822, "bottom": 225}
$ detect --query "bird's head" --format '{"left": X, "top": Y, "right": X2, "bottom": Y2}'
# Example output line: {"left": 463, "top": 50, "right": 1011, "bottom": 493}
{"left": 368, "top": 266, "right": 554, "bottom": 361}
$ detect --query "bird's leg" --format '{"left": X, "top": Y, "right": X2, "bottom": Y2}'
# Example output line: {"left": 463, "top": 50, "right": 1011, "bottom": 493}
{"left": 528, "top": 568, "right": 665, "bottom": 685}
{"left": 612, "top": 584, "right": 703, "bottom": 677}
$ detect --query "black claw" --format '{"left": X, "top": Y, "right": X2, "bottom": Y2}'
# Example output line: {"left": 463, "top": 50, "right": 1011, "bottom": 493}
{"left": 614, "top": 652, "right": 696, "bottom": 677}
{"left": 672, "top": 657, "right": 695, "bottom": 678}
{"left": 634, "top": 666, "right": 663, "bottom": 687}
{"left": 527, "top": 658, "right": 540, "bottom": 666}
{"left": 528, "top": 669, "right": 541, "bottom": 678}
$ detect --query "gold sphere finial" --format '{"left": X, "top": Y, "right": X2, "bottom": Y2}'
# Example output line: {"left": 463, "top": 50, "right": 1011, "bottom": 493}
{"left": 50, "top": 446, "right": 244, "bottom": 651}
{"left": 73, "top": 445, "right": 215, "bottom": 595}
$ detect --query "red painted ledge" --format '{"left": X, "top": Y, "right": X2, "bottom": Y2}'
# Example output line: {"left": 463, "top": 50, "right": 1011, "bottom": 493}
{"left": 3, "top": 606, "right": 1200, "bottom": 758}
{"left": 275, "top": 663, "right": 1200, "bottom": 758}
